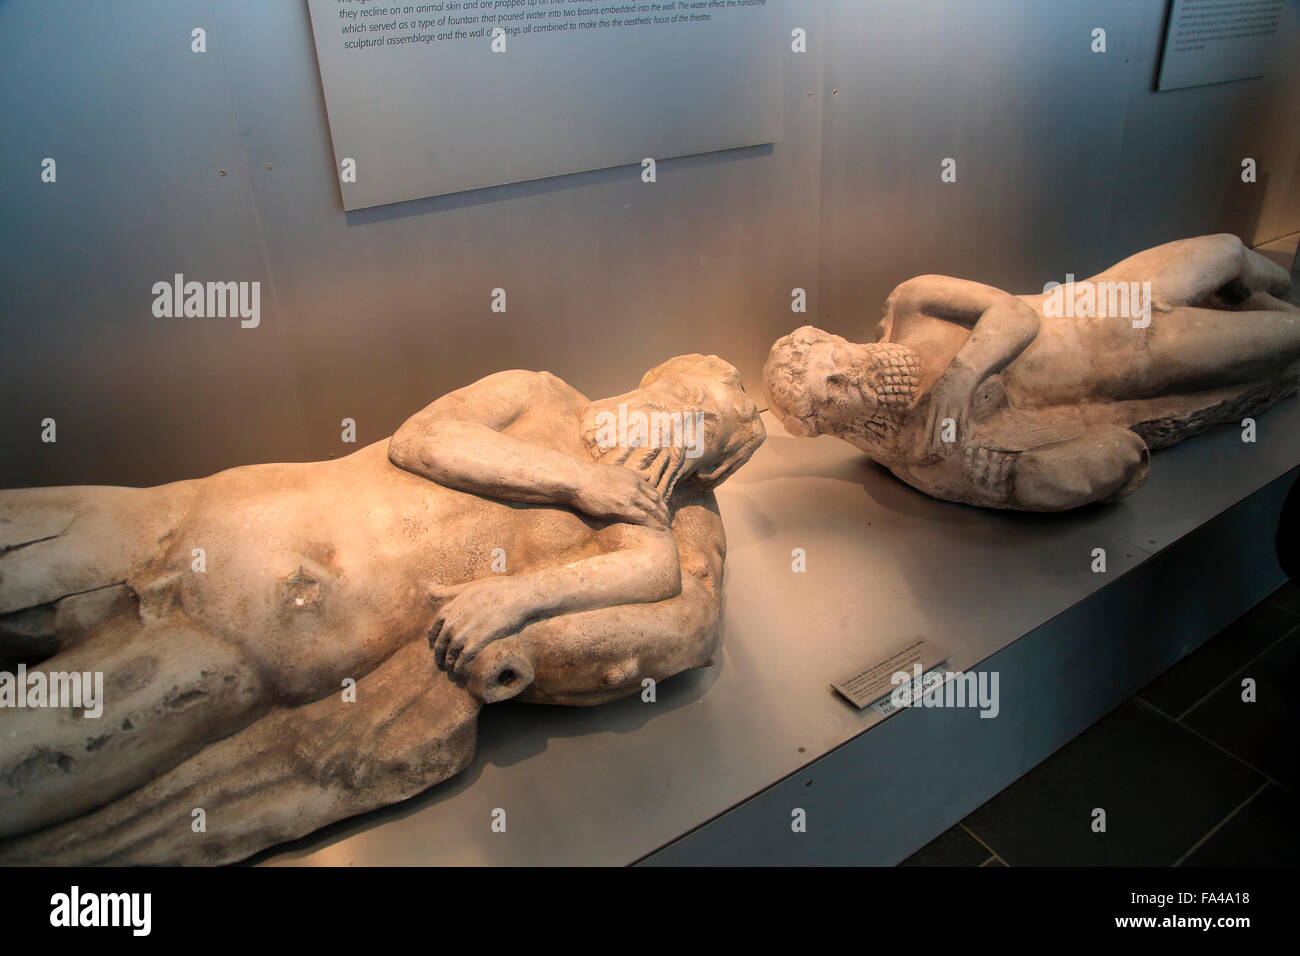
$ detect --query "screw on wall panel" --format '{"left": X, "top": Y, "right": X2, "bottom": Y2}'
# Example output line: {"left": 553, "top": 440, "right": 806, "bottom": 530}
{"left": 218, "top": 169, "right": 226, "bottom": 177}
{"left": 832, "top": 89, "right": 838, "bottom": 95}
{"left": 807, "top": 90, "right": 814, "bottom": 96}
{"left": 265, "top": 162, "right": 273, "bottom": 169}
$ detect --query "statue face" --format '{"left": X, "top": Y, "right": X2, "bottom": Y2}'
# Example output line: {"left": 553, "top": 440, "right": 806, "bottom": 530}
{"left": 643, "top": 376, "right": 725, "bottom": 457}
{"left": 824, "top": 342, "right": 921, "bottom": 446}
{"left": 622, "top": 377, "right": 734, "bottom": 474}
{"left": 787, "top": 336, "right": 882, "bottom": 433}
{"left": 765, "top": 328, "right": 919, "bottom": 450}
{"left": 816, "top": 342, "right": 876, "bottom": 425}
{"left": 584, "top": 361, "right": 765, "bottom": 494}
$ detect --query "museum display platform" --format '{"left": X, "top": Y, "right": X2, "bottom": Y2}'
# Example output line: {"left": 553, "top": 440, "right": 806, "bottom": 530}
{"left": 258, "top": 400, "right": 1300, "bottom": 867}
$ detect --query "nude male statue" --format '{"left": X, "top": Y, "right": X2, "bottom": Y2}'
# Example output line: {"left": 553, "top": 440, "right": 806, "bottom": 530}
{"left": 765, "top": 235, "right": 1300, "bottom": 510}
{"left": 0, "top": 354, "right": 764, "bottom": 864}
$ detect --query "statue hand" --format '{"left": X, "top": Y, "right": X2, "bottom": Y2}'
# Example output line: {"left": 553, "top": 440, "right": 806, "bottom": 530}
{"left": 924, "top": 365, "right": 978, "bottom": 454}
{"left": 429, "top": 578, "right": 532, "bottom": 679}
{"left": 570, "top": 461, "right": 669, "bottom": 526}
{"left": 963, "top": 445, "right": 1014, "bottom": 491}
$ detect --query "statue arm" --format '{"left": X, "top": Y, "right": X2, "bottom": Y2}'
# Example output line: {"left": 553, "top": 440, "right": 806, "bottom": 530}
{"left": 508, "top": 522, "right": 682, "bottom": 616}
{"left": 387, "top": 370, "right": 592, "bottom": 506}
{"left": 890, "top": 275, "right": 1040, "bottom": 382}
{"left": 472, "top": 492, "right": 726, "bottom": 706}
{"left": 432, "top": 521, "right": 682, "bottom": 678}
{"left": 389, "top": 370, "right": 667, "bottom": 525}
{"left": 890, "top": 276, "right": 1040, "bottom": 451}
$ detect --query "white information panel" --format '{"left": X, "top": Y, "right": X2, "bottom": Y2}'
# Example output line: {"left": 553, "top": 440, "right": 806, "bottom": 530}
{"left": 306, "top": 0, "right": 784, "bottom": 209}
{"left": 1157, "top": 0, "right": 1286, "bottom": 91}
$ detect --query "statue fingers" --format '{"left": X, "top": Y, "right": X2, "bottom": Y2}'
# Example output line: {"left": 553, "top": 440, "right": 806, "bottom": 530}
{"left": 444, "top": 628, "right": 467, "bottom": 671}
{"left": 431, "top": 623, "right": 450, "bottom": 668}
{"left": 637, "top": 480, "right": 666, "bottom": 509}
{"left": 996, "top": 450, "right": 1014, "bottom": 486}
{"left": 431, "top": 608, "right": 462, "bottom": 668}
{"left": 925, "top": 402, "right": 941, "bottom": 453}
{"left": 645, "top": 447, "right": 672, "bottom": 487}
{"left": 443, "top": 606, "right": 482, "bottom": 670}
{"left": 658, "top": 447, "right": 687, "bottom": 498}
{"left": 628, "top": 446, "right": 659, "bottom": 472}
{"left": 447, "top": 618, "right": 500, "bottom": 676}
{"left": 629, "top": 489, "right": 667, "bottom": 525}
{"left": 932, "top": 402, "right": 957, "bottom": 454}
{"left": 452, "top": 632, "right": 496, "bottom": 680}
{"left": 599, "top": 445, "right": 633, "bottom": 466}
{"left": 640, "top": 491, "right": 670, "bottom": 525}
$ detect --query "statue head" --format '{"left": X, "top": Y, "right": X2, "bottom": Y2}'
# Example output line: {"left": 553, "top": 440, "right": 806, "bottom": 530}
{"left": 763, "top": 326, "right": 921, "bottom": 452}
{"left": 582, "top": 354, "right": 765, "bottom": 497}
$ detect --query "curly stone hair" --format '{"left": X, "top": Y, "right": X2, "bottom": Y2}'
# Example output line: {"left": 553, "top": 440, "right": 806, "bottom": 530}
{"left": 764, "top": 327, "right": 921, "bottom": 444}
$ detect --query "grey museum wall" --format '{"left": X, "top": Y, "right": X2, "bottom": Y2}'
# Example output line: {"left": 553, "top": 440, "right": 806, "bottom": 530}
{"left": 1, "top": 0, "right": 1298, "bottom": 490}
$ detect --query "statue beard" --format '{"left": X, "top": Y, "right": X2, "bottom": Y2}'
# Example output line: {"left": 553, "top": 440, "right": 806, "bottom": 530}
{"left": 832, "top": 342, "right": 921, "bottom": 452}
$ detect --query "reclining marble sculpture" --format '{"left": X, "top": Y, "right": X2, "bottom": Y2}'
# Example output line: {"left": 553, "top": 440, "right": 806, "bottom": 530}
{"left": 764, "top": 235, "right": 1300, "bottom": 510}
{"left": 0, "top": 355, "right": 764, "bottom": 864}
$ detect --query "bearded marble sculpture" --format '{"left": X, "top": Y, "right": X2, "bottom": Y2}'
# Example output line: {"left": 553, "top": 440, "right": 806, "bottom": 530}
{"left": 0, "top": 355, "right": 764, "bottom": 865}
{"left": 765, "top": 235, "right": 1300, "bottom": 511}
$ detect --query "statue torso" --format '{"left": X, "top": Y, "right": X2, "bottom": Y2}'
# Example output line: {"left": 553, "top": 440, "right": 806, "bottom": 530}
{"left": 139, "top": 395, "right": 611, "bottom": 701}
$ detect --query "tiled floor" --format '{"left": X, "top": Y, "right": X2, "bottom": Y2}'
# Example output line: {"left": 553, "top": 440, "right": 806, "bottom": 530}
{"left": 901, "top": 582, "right": 1300, "bottom": 866}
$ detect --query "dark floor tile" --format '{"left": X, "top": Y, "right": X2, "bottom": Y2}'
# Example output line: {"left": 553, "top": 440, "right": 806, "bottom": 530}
{"left": 1138, "top": 601, "right": 1298, "bottom": 718}
{"left": 1181, "top": 784, "right": 1300, "bottom": 866}
{"left": 1182, "top": 630, "right": 1300, "bottom": 790}
{"left": 1268, "top": 581, "right": 1300, "bottom": 616}
{"left": 961, "top": 700, "right": 1263, "bottom": 866}
{"left": 899, "top": 825, "right": 990, "bottom": 867}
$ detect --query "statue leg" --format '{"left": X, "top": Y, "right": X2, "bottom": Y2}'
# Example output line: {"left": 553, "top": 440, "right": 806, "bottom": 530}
{"left": 0, "top": 639, "right": 479, "bottom": 864}
{"left": 1097, "top": 234, "right": 1291, "bottom": 306}
{"left": 0, "top": 483, "right": 195, "bottom": 663}
{"left": 0, "top": 609, "right": 269, "bottom": 840}
{"left": 1135, "top": 305, "right": 1300, "bottom": 396}
{"left": 1011, "top": 425, "right": 1150, "bottom": 511}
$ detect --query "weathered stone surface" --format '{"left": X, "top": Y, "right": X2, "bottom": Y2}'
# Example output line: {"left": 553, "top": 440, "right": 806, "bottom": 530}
{"left": 0, "top": 355, "right": 764, "bottom": 864}
{"left": 765, "top": 235, "right": 1300, "bottom": 510}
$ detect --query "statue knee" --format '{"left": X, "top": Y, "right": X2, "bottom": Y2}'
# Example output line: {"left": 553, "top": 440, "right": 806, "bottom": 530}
{"left": 1014, "top": 428, "right": 1149, "bottom": 510}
